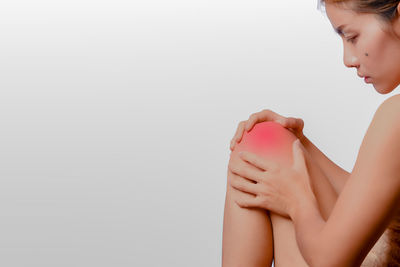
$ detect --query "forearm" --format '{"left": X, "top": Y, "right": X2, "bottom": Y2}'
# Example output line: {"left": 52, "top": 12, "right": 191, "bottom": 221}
{"left": 300, "top": 134, "right": 350, "bottom": 194}
{"left": 291, "top": 199, "right": 328, "bottom": 267}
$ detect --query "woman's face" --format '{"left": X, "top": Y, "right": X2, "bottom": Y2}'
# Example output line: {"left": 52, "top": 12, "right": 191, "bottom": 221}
{"left": 325, "top": 2, "right": 400, "bottom": 94}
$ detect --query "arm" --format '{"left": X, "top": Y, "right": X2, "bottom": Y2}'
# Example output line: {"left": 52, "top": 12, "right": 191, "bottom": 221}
{"left": 291, "top": 95, "right": 400, "bottom": 267}
{"left": 300, "top": 134, "right": 350, "bottom": 195}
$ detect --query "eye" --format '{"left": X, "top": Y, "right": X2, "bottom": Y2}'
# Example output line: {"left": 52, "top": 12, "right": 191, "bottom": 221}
{"left": 346, "top": 35, "right": 358, "bottom": 44}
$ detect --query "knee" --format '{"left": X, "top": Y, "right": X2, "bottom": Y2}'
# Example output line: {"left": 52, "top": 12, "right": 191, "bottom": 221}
{"left": 232, "top": 121, "right": 298, "bottom": 166}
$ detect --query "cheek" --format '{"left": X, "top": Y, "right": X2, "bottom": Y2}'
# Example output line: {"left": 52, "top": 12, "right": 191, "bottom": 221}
{"left": 233, "top": 121, "right": 298, "bottom": 166}
{"left": 364, "top": 32, "right": 400, "bottom": 90}
{"left": 362, "top": 26, "right": 394, "bottom": 76}
{"left": 363, "top": 32, "right": 385, "bottom": 68}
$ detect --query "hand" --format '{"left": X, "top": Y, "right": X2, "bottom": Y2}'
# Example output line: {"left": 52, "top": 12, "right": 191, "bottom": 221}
{"left": 230, "top": 109, "right": 305, "bottom": 151}
{"left": 228, "top": 139, "right": 317, "bottom": 219}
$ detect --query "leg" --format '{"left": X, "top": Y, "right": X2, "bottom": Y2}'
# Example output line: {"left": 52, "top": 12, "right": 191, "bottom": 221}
{"left": 268, "top": 132, "right": 339, "bottom": 266}
{"left": 222, "top": 121, "right": 339, "bottom": 266}
{"left": 222, "top": 167, "right": 274, "bottom": 267}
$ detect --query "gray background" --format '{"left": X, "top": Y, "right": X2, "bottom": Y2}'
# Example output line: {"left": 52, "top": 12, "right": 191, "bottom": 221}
{"left": 0, "top": 0, "right": 396, "bottom": 266}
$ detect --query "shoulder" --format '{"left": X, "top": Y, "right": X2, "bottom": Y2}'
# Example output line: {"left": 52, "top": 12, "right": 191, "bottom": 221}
{"left": 352, "top": 94, "right": 400, "bottom": 176}
{"left": 376, "top": 94, "right": 400, "bottom": 117}
{"left": 357, "top": 94, "right": 400, "bottom": 179}
{"left": 370, "top": 94, "right": 400, "bottom": 134}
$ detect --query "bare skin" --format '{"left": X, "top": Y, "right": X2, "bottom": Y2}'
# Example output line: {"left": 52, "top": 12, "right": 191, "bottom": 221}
{"left": 324, "top": 2, "right": 400, "bottom": 94}
{"left": 222, "top": 2, "right": 400, "bottom": 266}
{"left": 222, "top": 122, "right": 340, "bottom": 266}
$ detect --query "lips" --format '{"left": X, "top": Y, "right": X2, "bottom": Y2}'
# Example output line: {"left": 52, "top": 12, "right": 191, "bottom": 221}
{"left": 358, "top": 73, "right": 371, "bottom": 78}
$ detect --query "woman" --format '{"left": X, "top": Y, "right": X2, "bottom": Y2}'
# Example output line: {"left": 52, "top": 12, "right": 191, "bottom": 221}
{"left": 222, "top": 0, "right": 400, "bottom": 266}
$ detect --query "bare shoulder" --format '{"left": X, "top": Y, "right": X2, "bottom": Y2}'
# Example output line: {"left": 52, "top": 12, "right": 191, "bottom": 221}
{"left": 376, "top": 93, "right": 400, "bottom": 116}
{"left": 368, "top": 94, "right": 400, "bottom": 138}
{"left": 350, "top": 93, "right": 400, "bottom": 189}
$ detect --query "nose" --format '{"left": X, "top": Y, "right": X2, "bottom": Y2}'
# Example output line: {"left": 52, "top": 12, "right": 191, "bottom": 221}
{"left": 343, "top": 45, "right": 360, "bottom": 69}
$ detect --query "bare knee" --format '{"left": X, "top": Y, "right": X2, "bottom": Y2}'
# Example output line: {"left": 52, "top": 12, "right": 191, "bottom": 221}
{"left": 232, "top": 121, "right": 299, "bottom": 166}
{"left": 230, "top": 121, "right": 309, "bottom": 266}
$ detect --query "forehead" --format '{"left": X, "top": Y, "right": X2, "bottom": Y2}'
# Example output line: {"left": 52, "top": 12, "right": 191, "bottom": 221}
{"left": 325, "top": 3, "right": 358, "bottom": 25}
{"left": 325, "top": 2, "right": 372, "bottom": 31}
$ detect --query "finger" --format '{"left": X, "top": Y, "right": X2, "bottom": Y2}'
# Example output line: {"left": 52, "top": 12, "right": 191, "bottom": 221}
{"left": 230, "top": 121, "right": 246, "bottom": 150}
{"left": 239, "top": 151, "right": 277, "bottom": 172}
{"left": 245, "top": 109, "right": 277, "bottom": 131}
{"left": 285, "top": 117, "right": 304, "bottom": 131}
{"left": 275, "top": 117, "right": 287, "bottom": 127}
{"left": 230, "top": 173, "right": 259, "bottom": 195}
{"left": 292, "top": 139, "right": 307, "bottom": 171}
{"left": 235, "top": 194, "right": 263, "bottom": 209}
{"left": 245, "top": 113, "right": 260, "bottom": 132}
{"left": 235, "top": 121, "right": 246, "bottom": 143}
{"left": 283, "top": 117, "right": 296, "bottom": 129}
{"left": 229, "top": 159, "right": 263, "bottom": 183}
{"left": 297, "top": 118, "right": 304, "bottom": 131}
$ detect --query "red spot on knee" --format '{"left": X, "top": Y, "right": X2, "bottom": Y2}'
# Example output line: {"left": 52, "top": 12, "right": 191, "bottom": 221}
{"left": 233, "top": 121, "right": 297, "bottom": 165}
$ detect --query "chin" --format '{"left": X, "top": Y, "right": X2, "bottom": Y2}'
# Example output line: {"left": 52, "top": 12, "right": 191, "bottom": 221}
{"left": 374, "top": 83, "right": 398, "bottom": 94}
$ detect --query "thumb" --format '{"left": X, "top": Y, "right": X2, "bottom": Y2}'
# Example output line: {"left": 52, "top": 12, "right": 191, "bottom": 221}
{"left": 292, "top": 139, "right": 307, "bottom": 171}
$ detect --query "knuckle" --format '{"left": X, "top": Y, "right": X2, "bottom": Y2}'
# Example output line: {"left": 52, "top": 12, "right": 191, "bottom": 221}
{"left": 228, "top": 161, "right": 238, "bottom": 172}
{"left": 287, "top": 118, "right": 296, "bottom": 126}
{"left": 248, "top": 113, "right": 256, "bottom": 120}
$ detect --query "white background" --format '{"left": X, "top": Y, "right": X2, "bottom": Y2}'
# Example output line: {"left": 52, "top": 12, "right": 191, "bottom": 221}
{"left": 0, "top": 0, "right": 396, "bottom": 266}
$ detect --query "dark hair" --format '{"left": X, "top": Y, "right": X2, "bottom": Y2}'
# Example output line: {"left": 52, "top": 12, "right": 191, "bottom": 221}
{"left": 318, "top": 0, "right": 399, "bottom": 21}
{"left": 318, "top": 0, "right": 400, "bottom": 37}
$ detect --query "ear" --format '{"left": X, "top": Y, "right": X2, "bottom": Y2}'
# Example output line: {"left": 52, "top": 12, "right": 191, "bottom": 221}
{"left": 391, "top": 2, "right": 400, "bottom": 40}
{"left": 393, "top": 3, "right": 400, "bottom": 40}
